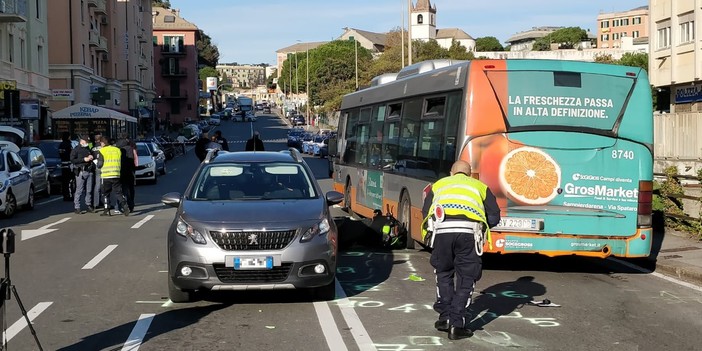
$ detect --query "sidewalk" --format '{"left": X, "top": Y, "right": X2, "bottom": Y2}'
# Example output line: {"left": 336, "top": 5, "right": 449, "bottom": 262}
{"left": 652, "top": 228, "right": 702, "bottom": 285}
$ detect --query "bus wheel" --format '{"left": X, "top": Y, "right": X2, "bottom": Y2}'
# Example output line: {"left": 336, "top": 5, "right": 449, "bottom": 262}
{"left": 399, "top": 192, "right": 415, "bottom": 249}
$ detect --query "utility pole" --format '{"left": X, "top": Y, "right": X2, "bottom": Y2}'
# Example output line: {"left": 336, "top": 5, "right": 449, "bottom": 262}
{"left": 408, "top": 0, "right": 413, "bottom": 65}
{"left": 306, "top": 47, "right": 310, "bottom": 126}
{"left": 354, "top": 38, "right": 358, "bottom": 90}
{"left": 401, "top": 0, "right": 405, "bottom": 68}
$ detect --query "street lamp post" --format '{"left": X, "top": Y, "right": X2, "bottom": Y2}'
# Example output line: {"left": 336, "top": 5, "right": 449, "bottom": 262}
{"left": 306, "top": 47, "right": 310, "bottom": 126}
{"left": 354, "top": 38, "right": 358, "bottom": 90}
{"left": 407, "top": 0, "right": 413, "bottom": 65}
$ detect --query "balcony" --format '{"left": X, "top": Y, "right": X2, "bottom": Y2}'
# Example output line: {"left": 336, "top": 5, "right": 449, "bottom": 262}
{"left": 88, "top": 30, "right": 100, "bottom": 47}
{"left": 161, "top": 90, "right": 189, "bottom": 100}
{"left": 161, "top": 67, "right": 188, "bottom": 77}
{"left": 138, "top": 29, "right": 147, "bottom": 43}
{"left": 138, "top": 53, "right": 149, "bottom": 70}
{"left": 95, "top": 36, "right": 108, "bottom": 53}
{"left": 88, "top": 0, "right": 106, "bottom": 15}
{"left": 0, "top": 0, "right": 28, "bottom": 23}
{"left": 161, "top": 45, "right": 186, "bottom": 56}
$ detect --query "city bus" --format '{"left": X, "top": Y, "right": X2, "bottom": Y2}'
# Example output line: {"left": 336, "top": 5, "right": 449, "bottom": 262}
{"left": 332, "top": 59, "right": 653, "bottom": 258}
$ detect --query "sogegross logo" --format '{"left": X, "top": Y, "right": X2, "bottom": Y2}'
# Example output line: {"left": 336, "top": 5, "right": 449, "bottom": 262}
{"left": 572, "top": 173, "right": 600, "bottom": 181}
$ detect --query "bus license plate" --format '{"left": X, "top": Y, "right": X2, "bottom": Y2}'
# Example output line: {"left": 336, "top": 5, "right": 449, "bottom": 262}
{"left": 234, "top": 256, "right": 273, "bottom": 270}
{"left": 494, "top": 218, "right": 543, "bottom": 231}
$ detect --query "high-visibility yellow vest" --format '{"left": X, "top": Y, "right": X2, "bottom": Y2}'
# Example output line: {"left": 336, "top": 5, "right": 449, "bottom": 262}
{"left": 99, "top": 145, "right": 121, "bottom": 178}
{"left": 423, "top": 174, "right": 491, "bottom": 240}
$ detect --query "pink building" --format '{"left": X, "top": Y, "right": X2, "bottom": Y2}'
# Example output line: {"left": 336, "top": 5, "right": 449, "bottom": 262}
{"left": 152, "top": 7, "right": 199, "bottom": 127}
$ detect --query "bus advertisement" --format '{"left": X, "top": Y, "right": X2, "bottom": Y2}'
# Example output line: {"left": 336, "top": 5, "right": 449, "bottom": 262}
{"left": 332, "top": 59, "right": 653, "bottom": 258}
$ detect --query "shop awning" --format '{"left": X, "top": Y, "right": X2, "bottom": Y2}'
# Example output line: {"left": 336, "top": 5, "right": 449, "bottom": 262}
{"left": 52, "top": 103, "right": 138, "bottom": 123}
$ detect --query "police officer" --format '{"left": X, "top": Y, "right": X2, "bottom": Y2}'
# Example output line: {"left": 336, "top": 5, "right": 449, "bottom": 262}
{"left": 69, "top": 135, "right": 95, "bottom": 214}
{"left": 421, "top": 160, "right": 500, "bottom": 340}
{"left": 58, "top": 132, "right": 73, "bottom": 201}
{"left": 96, "top": 136, "right": 129, "bottom": 216}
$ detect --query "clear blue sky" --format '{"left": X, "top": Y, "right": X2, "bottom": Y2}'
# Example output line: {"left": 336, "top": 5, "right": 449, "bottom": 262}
{"left": 168, "top": 0, "right": 647, "bottom": 65}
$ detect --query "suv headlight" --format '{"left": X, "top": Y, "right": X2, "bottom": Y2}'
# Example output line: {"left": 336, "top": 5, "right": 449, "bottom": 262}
{"left": 146, "top": 162, "right": 155, "bottom": 169}
{"left": 175, "top": 217, "right": 207, "bottom": 244}
{"left": 301, "top": 218, "right": 330, "bottom": 242}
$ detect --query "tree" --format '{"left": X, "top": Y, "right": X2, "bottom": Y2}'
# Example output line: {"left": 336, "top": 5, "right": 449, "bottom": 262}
{"left": 196, "top": 30, "right": 220, "bottom": 68}
{"left": 151, "top": 0, "right": 171, "bottom": 8}
{"left": 617, "top": 52, "right": 648, "bottom": 71}
{"left": 475, "top": 36, "right": 504, "bottom": 52}
{"left": 594, "top": 53, "right": 616, "bottom": 64}
{"left": 198, "top": 66, "right": 219, "bottom": 83}
{"left": 448, "top": 39, "right": 474, "bottom": 60}
{"left": 547, "top": 27, "right": 588, "bottom": 49}
{"left": 415, "top": 39, "right": 450, "bottom": 62}
{"left": 532, "top": 37, "right": 551, "bottom": 51}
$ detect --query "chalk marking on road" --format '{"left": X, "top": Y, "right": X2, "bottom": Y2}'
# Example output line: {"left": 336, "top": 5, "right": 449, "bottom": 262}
{"left": 335, "top": 279, "right": 377, "bottom": 351}
{"left": 1, "top": 302, "right": 53, "bottom": 346}
{"left": 131, "top": 215, "right": 155, "bottom": 229}
{"left": 121, "top": 313, "right": 155, "bottom": 351}
{"left": 37, "top": 196, "right": 62, "bottom": 206}
{"left": 608, "top": 257, "right": 702, "bottom": 293}
{"left": 314, "top": 298, "right": 348, "bottom": 351}
{"left": 82, "top": 245, "right": 118, "bottom": 270}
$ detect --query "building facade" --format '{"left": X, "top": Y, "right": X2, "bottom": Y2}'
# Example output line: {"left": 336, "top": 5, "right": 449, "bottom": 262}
{"left": 152, "top": 6, "right": 199, "bottom": 127}
{"left": 410, "top": 0, "right": 475, "bottom": 51}
{"left": 48, "top": 0, "right": 155, "bottom": 132}
{"left": 0, "top": 0, "right": 51, "bottom": 140}
{"left": 216, "top": 64, "right": 265, "bottom": 90}
{"left": 597, "top": 6, "right": 649, "bottom": 49}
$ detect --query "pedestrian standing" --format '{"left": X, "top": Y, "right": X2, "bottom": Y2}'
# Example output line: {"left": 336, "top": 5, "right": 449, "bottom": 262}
{"left": 91, "top": 133, "right": 103, "bottom": 211}
{"left": 245, "top": 131, "right": 265, "bottom": 151}
{"left": 58, "top": 132, "right": 73, "bottom": 201}
{"left": 421, "top": 160, "right": 500, "bottom": 340}
{"left": 97, "top": 136, "right": 129, "bottom": 216}
{"left": 116, "top": 134, "right": 137, "bottom": 212}
{"left": 69, "top": 135, "right": 95, "bottom": 214}
{"left": 195, "top": 132, "right": 211, "bottom": 162}
{"left": 214, "top": 130, "right": 229, "bottom": 151}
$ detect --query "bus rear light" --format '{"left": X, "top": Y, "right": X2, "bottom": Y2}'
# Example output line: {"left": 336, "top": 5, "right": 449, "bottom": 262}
{"left": 626, "top": 72, "right": 636, "bottom": 76}
{"left": 637, "top": 180, "right": 653, "bottom": 227}
{"left": 484, "top": 65, "right": 495, "bottom": 69}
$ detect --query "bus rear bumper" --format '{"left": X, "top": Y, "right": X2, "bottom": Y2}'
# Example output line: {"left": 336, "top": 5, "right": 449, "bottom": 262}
{"left": 486, "top": 228, "right": 653, "bottom": 259}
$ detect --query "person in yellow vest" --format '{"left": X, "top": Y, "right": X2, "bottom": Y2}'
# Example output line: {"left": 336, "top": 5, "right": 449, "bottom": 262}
{"left": 421, "top": 160, "right": 500, "bottom": 340}
{"left": 96, "top": 136, "right": 129, "bottom": 216}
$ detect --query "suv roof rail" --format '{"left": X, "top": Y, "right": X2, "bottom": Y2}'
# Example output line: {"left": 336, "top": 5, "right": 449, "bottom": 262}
{"left": 204, "top": 148, "right": 226, "bottom": 163}
{"left": 280, "top": 147, "right": 303, "bottom": 163}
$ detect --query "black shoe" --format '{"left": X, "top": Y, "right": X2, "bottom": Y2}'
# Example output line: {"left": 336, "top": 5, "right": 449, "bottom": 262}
{"left": 448, "top": 326, "right": 473, "bottom": 340}
{"left": 100, "top": 210, "right": 110, "bottom": 216}
{"left": 434, "top": 320, "right": 450, "bottom": 332}
{"left": 74, "top": 209, "right": 81, "bottom": 214}
{"left": 123, "top": 207, "right": 130, "bottom": 216}
{"left": 87, "top": 206, "right": 94, "bottom": 213}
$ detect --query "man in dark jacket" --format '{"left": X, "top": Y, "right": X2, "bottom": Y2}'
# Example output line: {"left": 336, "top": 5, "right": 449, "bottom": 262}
{"left": 195, "top": 132, "right": 211, "bottom": 162}
{"left": 245, "top": 131, "right": 265, "bottom": 151}
{"left": 214, "top": 130, "right": 229, "bottom": 151}
{"left": 58, "top": 132, "right": 73, "bottom": 201}
{"left": 116, "top": 134, "right": 137, "bottom": 212}
{"left": 69, "top": 135, "right": 95, "bottom": 214}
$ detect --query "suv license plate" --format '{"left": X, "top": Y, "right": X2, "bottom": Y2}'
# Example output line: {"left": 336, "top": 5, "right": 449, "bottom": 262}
{"left": 234, "top": 256, "right": 273, "bottom": 270}
{"left": 493, "top": 217, "right": 544, "bottom": 232}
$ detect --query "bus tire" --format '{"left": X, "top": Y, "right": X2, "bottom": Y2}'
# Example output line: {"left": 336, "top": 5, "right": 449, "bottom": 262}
{"left": 399, "top": 192, "right": 415, "bottom": 249}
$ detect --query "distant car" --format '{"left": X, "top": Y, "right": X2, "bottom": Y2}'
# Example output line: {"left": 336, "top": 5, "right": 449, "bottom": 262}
{"left": 263, "top": 106, "right": 271, "bottom": 114}
{"left": 135, "top": 142, "right": 157, "bottom": 184}
{"left": 209, "top": 115, "right": 221, "bottom": 126}
{"left": 137, "top": 141, "right": 167, "bottom": 175}
{"left": 0, "top": 148, "right": 34, "bottom": 217}
{"left": 161, "top": 148, "right": 344, "bottom": 303}
{"left": 18, "top": 146, "right": 51, "bottom": 197}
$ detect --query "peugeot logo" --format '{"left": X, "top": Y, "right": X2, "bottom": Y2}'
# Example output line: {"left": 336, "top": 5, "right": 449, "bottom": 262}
{"left": 247, "top": 234, "right": 258, "bottom": 245}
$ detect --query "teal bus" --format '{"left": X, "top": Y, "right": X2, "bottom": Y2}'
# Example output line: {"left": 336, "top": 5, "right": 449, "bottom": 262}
{"left": 332, "top": 59, "right": 653, "bottom": 258}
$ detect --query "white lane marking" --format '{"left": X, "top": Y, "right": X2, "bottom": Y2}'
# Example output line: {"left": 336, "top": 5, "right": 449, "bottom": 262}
{"left": 131, "top": 215, "right": 155, "bottom": 229}
{"left": 22, "top": 217, "right": 72, "bottom": 241}
{"left": 82, "top": 245, "right": 118, "bottom": 270}
{"left": 608, "top": 257, "right": 702, "bottom": 292}
{"left": 161, "top": 300, "right": 173, "bottom": 308}
{"left": 135, "top": 301, "right": 166, "bottom": 304}
{"left": 314, "top": 296, "right": 348, "bottom": 351}
{"left": 37, "top": 196, "right": 62, "bottom": 206}
{"left": 121, "top": 313, "right": 155, "bottom": 351}
{"left": 1, "top": 302, "right": 53, "bottom": 345}
{"left": 335, "top": 280, "right": 377, "bottom": 351}
{"left": 40, "top": 217, "right": 71, "bottom": 229}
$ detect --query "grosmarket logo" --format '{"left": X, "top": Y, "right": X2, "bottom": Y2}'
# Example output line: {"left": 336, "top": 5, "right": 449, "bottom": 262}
{"left": 563, "top": 183, "right": 638, "bottom": 199}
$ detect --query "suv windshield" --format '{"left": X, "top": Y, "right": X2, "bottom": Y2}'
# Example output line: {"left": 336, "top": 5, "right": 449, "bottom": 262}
{"left": 190, "top": 162, "right": 317, "bottom": 200}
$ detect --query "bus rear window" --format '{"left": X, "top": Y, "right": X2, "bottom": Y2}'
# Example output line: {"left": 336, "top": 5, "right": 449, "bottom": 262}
{"left": 487, "top": 70, "right": 635, "bottom": 131}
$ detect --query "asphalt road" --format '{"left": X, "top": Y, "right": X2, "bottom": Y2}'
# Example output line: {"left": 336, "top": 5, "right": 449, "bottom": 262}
{"left": 1, "top": 113, "right": 700, "bottom": 351}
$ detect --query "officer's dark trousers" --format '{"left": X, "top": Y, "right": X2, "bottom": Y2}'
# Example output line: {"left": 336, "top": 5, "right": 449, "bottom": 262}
{"left": 430, "top": 231, "right": 482, "bottom": 329}
{"left": 101, "top": 178, "right": 126, "bottom": 212}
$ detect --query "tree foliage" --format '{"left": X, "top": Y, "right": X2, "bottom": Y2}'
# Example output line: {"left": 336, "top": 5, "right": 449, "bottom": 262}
{"left": 151, "top": 0, "right": 171, "bottom": 8}
{"left": 532, "top": 37, "right": 551, "bottom": 51}
{"left": 475, "top": 36, "right": 504, "bottom": 52}
{"left": 447, "top": 39, "right": 474, "bottom": 60}
{"left": 198, "top": 66, "right": 219, "bottom": 83}
{"left": 546, "top": 27, "right": 588, "bottom": 49}
{"left": 196, "top": 30, "right": 220, "bottom": 68}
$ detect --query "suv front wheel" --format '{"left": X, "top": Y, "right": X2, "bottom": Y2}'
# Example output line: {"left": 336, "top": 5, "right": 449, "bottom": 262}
{"left": 168, "top": 276, "right": 195, "bottom": 303}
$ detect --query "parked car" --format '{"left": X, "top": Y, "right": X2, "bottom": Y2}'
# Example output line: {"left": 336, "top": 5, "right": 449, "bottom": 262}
{"left": 0, "top": 148, "right": 34, "bottom": 217}
{"left": 18, "top": 146, "right": 51, "bottom": 197}
{"left": 137, "top": 140, "right": 167, "bottom": 175}
{"left": 35, "top": 140, "right": 78, "bottom": 196}
{"left": 209, "top": 114, "right": 221, "bottom": 126}
{"left": 161, "top": 148, "right": 344, "bottom": 303}
{"left": 135, "top": 142, "right": 158, "bottom": 184}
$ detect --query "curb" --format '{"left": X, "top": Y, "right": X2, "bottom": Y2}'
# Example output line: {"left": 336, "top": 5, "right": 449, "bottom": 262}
{"left": 655, "top": 259, "right": 702, "bottom": 286}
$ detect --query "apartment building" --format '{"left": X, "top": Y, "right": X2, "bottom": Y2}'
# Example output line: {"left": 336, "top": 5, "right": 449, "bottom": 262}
{"left": 597, "top": 6, "right": 649, "bottom": 49}
{"left": 0, "top": 0, "right": 51, "bottom": 140}
{"left": 152, "top": 6, "right": 199, "bottom": 126}
{"left": 48, "top": 0, "right": 155, "bottom": 132}
{"left": 216, "top": 64, "right": 266, "bottom": 90}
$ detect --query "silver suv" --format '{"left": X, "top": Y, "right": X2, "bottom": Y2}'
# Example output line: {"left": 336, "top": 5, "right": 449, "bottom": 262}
{"left": 161, "top": 149, "right": 343, "bottom": 302}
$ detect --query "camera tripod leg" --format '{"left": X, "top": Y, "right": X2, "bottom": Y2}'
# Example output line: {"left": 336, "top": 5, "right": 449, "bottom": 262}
{"left": 9, "top": 286, "right": 43, "bottom": 351}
